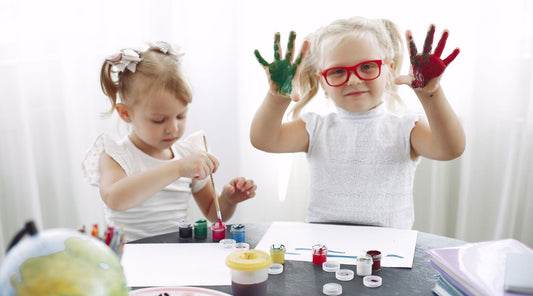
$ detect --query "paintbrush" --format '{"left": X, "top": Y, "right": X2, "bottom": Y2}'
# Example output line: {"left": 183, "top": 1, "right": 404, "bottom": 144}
{"left": 202, "top": 135, "right": 224, "bottom": 228}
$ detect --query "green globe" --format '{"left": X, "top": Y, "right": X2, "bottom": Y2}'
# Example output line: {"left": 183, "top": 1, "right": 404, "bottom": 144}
{"left": 0, "top": 228, "right": 129, "bottom": 296}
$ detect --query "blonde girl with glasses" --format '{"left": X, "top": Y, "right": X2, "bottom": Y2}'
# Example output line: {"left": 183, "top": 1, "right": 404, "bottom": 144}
{"left": 250, "top": 17, "right": 465, "bottom": 229}
{"left": 83, "top": 42, "right": 256, "bottom": 241}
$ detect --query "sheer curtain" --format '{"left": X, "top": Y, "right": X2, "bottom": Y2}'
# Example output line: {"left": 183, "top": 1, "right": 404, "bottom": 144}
{"left": 1, "top": 0, "right": 532, "bottom": 258}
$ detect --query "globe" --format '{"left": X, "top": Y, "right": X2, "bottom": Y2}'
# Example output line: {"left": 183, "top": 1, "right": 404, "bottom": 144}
{"left": 0, "top": 228, "right": 129, "bottom": 296}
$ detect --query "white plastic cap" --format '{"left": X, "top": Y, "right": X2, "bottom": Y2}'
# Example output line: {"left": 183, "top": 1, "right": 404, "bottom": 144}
{"left": 335, "top": 269, "right": 354, "bottom": 281}
{"left": 363, "top": 275, "right": 382, "bottom": 288}
{"left": 323, "top": 283, "right": 342, "bottom": 295}
{"left": 268, "top": 263, "right": 284, "bottom": 275}
{"left": 322, "top": 261, "right": 341, "bottom": 272}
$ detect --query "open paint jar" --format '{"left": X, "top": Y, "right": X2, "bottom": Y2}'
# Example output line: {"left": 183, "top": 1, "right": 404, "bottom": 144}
{"left": 356, "top": 254, "right": 373, "bottom": 277}
{"left": 270, "top": 244, "right": 286, "bottom": 264}
{"left": 194, "top": 219, "right": 207, "bottom": 238}
{"left": 211, "top": 221, "right": 226, "bottom": 242}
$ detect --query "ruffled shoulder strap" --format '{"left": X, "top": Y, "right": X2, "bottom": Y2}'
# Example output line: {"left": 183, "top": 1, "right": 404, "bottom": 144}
{"left": 81, "top": 134, "right": 105, "bottom": 186}
{"left": 81, "top": 134, "right": 134, "bottom": 186}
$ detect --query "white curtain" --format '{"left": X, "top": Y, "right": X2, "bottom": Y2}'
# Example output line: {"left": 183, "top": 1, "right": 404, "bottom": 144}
{"left": 1, "top": 0, "right": 532, "bottom": 258}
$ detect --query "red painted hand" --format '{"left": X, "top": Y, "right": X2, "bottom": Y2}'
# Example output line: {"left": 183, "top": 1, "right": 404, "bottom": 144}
{"left": 409, "top": 24, "right": 460, "bottom": 88}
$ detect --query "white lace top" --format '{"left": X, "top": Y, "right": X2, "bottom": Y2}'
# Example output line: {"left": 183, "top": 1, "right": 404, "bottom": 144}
{"left": 81, "top": 131, "right": 208, "bottom": 241}
{"left": 301, "top": 104, "right": 420, "bottom": 229}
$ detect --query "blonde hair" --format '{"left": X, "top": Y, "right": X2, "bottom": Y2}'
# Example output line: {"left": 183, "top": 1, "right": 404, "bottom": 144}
{"left": 100, "top": 42, "right": 192, "bottom": 114}
{"left": 292, "top": 16, "right": 406, "bottom": 119}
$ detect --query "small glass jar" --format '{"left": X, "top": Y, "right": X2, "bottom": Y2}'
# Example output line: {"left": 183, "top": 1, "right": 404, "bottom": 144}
{"left": 270, "top": 244, "right": 286, "bottom": 264}
{"left": 230, "top": 224, "right": 245, "bottom": 243}
{"left": 312, "top": 244, "right": 328, "bottom": 265}
{"left": 356, "top": 254, "right": 373, "bottom": 277}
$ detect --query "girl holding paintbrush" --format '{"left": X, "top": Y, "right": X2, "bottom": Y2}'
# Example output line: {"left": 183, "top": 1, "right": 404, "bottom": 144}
{"left": 83, "top": 42, "right": 256, "bottom": 241}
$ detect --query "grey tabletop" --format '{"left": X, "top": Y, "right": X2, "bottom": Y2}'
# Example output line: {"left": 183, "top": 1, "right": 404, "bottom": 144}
{"left": 129, "top": 222, "right": 465, "bottom": 295}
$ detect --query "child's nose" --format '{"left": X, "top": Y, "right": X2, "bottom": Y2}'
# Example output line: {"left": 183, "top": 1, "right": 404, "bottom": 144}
{"left": 346, "top": 70, "right": 362, "bottom": 85}
{"left": 165, "top": 120, "right": 179, "bottom": 134}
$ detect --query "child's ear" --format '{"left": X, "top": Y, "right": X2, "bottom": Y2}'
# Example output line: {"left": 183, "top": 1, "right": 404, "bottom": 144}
{"left": 115, "top": 103, "right": 131, "bottom": 123}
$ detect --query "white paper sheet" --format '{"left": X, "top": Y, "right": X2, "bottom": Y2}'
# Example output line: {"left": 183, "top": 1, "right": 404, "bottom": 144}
{"left": 255, "top": 222, "right": 418, "bottom": 268}
{"left": 121, "top": 243, "right": 233, "bottom": 287}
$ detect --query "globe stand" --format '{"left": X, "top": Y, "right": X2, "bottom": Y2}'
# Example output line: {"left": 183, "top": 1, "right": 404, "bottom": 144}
{"left": 7, "top": 220, "right": 38, "bottom": 252}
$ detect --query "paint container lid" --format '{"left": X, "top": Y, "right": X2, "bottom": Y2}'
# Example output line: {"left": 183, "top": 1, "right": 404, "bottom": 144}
{"left": 270, "top": 243, "right": 286, "bottom": 252}
{"left": 363, "top": 275, "right": 382, "bottom": 288}
{"left": 226, "top": 249, "right": 272, "bottom": 271}
{"left": 322, "top": 261, "right": 340, "bottom": 272}
{"left": 230, "top": 224, "right": 245, "bottom": 233}
{"left": 268, "top": 263, "right": 283, "bottom": 274}
{"left": 233, "top": 242, "right": 250, "bottom": 250}
{"left": 219, "top": 239, "right": 236, "bottom": 249}
{"left": 179, "top": 221, "right": 192, "bottom": 227}
{"left": 356, "top": 254, "right": 373, "bottom": 265}
{"left": 322, "top": 283, "right": 342, "bottom": 295}
{"left": 336, "top": 269, "right": 354, "bottom": 281}
{"left": 194, "top": 219, "right": 207, "bottom": 227}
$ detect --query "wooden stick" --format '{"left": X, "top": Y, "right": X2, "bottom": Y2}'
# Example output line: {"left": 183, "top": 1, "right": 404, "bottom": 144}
{"left": 203, "top": 135, "right": 222, "bottom": 221}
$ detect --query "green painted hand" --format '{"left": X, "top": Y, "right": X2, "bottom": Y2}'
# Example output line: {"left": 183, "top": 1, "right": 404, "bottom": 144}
{"left": 254, "top": 31, "right": 305, "bottom": 96}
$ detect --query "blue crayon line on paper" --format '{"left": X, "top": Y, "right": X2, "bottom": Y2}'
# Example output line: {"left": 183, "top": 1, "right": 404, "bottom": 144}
{"left": 327, "top": 254, "right": 357, "bottom": 259}
{"left": 290, "top": 248, "right": 404, "bottom": 259}
{"left": 386, "top": 254, "right": 404, "bottom": 259}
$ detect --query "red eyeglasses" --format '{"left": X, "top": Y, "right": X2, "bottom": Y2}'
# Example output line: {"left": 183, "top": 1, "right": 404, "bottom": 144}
{"left": 321, "top": 60, "right": 385, "bottom": 87}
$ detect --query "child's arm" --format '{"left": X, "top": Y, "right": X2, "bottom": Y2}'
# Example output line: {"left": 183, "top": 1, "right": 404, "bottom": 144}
{"left": 193, "top": 177, "right": 257, "bottom": 222}
{"left": 250, "top": 31, "right": 310, "bottom": 153}
{"left": 396, "top": 25, "right": 465, "bottom": 160}
{"left": 98, "top": 151, "right": 218, "bottom": 211}
{"left": 250, "top": 92, "right": 309, "bottom": 153}
{"left": 410, "top": 86, "right": 465, "bottom": 160}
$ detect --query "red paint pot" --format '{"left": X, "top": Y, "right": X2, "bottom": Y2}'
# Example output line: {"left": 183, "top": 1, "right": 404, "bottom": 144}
{"left": 366, "top": 250, "right": 382, "bottom": 271}
{"left": 212, "top": 221, "right": 226, "bottom": 241}
{"left": 312, "top": 244, "right": 328, "bottom": 265}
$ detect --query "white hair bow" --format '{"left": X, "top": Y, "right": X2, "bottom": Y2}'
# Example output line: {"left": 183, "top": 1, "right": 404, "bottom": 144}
{"left": 106, "top": 49, "right": 142, "bottom": 73}
{"left": 149, "top": 41, "right": 185, "bottom": 59}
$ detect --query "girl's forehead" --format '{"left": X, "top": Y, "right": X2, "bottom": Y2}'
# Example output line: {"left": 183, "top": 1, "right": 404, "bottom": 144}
{"left": 320, "top": 34, "right": 384, "bottom": 67}
{"left": 135, "top": 88, "right": 188, "bottom": 113}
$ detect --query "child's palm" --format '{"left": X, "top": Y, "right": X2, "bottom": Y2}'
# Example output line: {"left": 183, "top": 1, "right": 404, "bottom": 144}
{"left": 408, "top": 24, "right": 460, "bottom": 88}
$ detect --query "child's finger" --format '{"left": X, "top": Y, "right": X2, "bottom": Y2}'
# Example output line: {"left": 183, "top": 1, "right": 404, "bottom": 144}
{"left": 240, "top": 180, "right": 255, "bottom": 191}
{"left": 293, "top": 40, "right": 309, "bottom": 68}
{"left": 205, "top": 152, "right": 219, "bottom": 173}
{"left": 254, "top": 50, "right": 269, "bottom": 67}
{"left": 274, "top": 32, "right": 281, "bottom": 61}
{"left": 443, "top": 48, "right": 460, "bottom": 66}
{"left": 406, "top": 30, "right": 418, "bottom": 64}
{"left": 289, "top": 40, "right": 309, "bottom": 102}
{"left": 285, "top": 31, "right": 296, "bottom": 62}
{"left": 433, "top": 30, "right": 449, "bottom": 59}
{"left": 422, "top": 24, "right": 436, "bottom": 58}
{"left": 394, "top": 74, "right": 414, "bottom": 86}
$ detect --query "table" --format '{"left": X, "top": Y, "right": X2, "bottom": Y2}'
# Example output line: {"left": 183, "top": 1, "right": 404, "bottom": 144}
{"left": 129, "top": 222, "right": 465, "bottom": 295}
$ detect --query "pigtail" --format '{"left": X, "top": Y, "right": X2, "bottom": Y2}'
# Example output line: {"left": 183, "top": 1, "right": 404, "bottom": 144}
{"left": 292, "top": 61, "right": 319, "bottom": 120}
{"left": 380, "top": 19, "right": 407, "bottom": 114}
{"left": 100, "top": 61, "right": 119, "bottom": 114}
{"left": 380, "top": 19, "right": 404, "bottom": 77}
{"left": 290, "top": 31, "right": 323, "bottom": 120}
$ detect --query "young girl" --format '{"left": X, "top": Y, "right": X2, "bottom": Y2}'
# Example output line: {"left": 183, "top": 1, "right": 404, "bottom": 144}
{"left": 83, "top": 42, "right": 256, "bottom": 241}
{"left": 250, "top": 17, "right": 465, "bottom": 229}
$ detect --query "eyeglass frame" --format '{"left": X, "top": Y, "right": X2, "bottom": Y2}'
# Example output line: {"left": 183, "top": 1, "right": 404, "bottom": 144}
{"left": 320, "top": 59, "right": 385, "bottom": 87}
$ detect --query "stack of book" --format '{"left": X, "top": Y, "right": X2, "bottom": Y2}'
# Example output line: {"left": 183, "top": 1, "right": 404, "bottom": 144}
{"left": 426, "top": 238, "right": 533, "bottom": 296}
